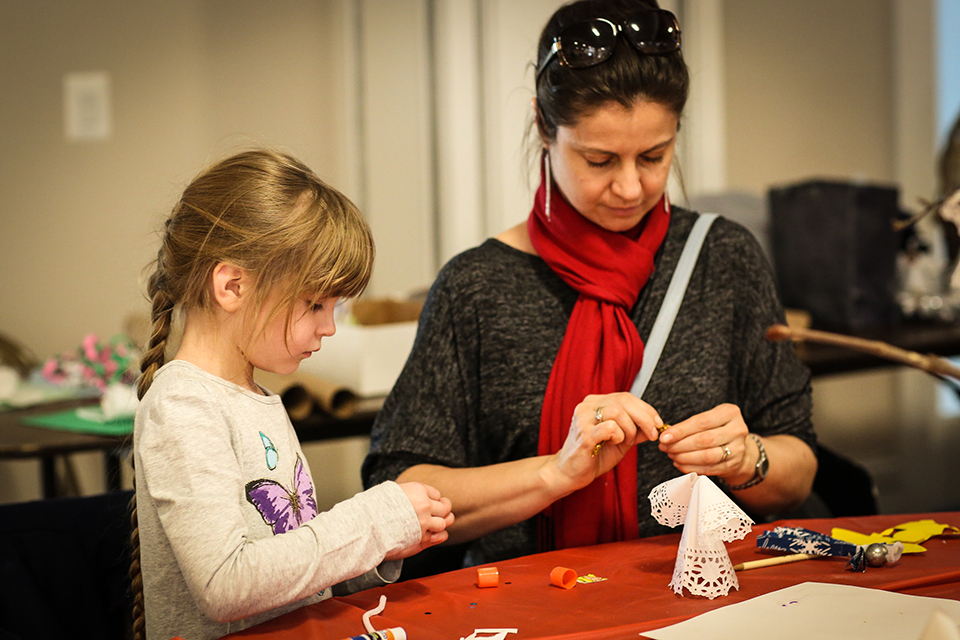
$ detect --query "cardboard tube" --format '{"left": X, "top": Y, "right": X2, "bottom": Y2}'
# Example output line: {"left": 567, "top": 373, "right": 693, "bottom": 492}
{"left": 550, "top": 566, "right": 577, "bottom": 589}
{"left": 476, "top": 566, "right": 499, "bottom": 588}
{"left": 254, "top": 371, "right": 359, "bottom": 419}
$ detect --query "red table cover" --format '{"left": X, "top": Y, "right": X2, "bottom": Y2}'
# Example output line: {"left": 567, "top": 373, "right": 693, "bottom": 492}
{"left": 223, "top": 512, "right": 960, "bottom": 640}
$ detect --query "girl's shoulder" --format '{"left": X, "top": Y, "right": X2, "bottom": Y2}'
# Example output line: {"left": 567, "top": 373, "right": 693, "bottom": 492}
{"left": 144, "top": 361, "right": 279, "bottom": 407}
{"left": 151, "top": 360, "right": 225, "bottom": 390}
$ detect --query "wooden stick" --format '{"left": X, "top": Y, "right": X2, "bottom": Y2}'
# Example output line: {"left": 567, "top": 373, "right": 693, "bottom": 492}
{"left": 891, "top": 196, "right": 941, "bottom": 231}
{"left": 732, "top": 553, "right": 820, "bottom": 571}
{"left": 766, "top": 324, "right": 960, "bottom": 382}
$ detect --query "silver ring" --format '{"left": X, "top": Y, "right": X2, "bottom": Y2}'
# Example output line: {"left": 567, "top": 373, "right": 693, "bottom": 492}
{"left": 595, "top": 406, "right": 604, "bottom": 423}
{"left": 720, "top": 444, "right": 731, "bottom": 462}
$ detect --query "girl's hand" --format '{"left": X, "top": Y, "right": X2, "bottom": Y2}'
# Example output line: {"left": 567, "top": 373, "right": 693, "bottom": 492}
{"left": 386, "top": 482, "right": 455, "bottom": 561}
{"left": 550, "top": 392, "right": 664, "bottom": 493}
{"left": 657, "top": 403, "right": 754, "bottom": 483}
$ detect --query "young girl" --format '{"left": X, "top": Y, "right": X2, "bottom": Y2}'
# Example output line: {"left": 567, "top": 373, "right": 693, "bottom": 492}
{"left": 130, "top": 149, "right": 454, "bottom": 640}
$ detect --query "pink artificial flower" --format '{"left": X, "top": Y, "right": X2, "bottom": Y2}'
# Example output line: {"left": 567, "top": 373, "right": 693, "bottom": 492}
{"left": 82, "top": 334, "right": 100, "bottom": 362}
{"left": 42, "top": 358, "right": 64, "bottom": 384}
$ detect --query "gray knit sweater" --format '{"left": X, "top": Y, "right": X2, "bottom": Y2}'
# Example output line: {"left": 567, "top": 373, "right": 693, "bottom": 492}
{"left": 362, "top": 208, "right": 815, "bottom": 566}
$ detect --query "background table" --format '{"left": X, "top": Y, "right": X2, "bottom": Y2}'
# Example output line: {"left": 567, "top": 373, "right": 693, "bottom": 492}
{"left": 223, "top": 511, "right": 960, "bottom": 640}
{"left": 0, "top": 395, "right": 383, "bottom": 500}
{"left": 0, "top": 398, "right": 128, "bottom": 498}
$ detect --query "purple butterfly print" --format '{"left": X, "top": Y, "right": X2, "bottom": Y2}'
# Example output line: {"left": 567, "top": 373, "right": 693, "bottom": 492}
{"left": 245, "top": 456, "right": 318, "bottom": 534}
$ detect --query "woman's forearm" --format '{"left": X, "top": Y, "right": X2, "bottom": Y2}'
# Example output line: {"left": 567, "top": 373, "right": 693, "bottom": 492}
{"left": 396, "top": 456, "right": 579, "bottom": 545}
{"left": 728, "top": 434, "right": 817, "bottom": 515}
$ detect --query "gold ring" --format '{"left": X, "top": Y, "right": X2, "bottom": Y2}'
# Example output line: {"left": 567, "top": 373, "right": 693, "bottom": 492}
{"left": 657, "top": 423, "right": 670, "bottom": 434}
{"left": 720, "top": 444, "right": 731, "bottom": 461}
{"left": 591, "top": 443, "right": 602, "bottom": 457}
{"left": 595, "top": 406, "right": 604, "bottom": 423}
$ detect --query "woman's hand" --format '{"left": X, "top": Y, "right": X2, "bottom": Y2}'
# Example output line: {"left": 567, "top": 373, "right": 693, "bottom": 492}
{"left": 550, "top": 392, "right": 664, "bottom": 493}
{"left": 385, "top": 482, "right": 455, "bottom": 561}
{"left": 656, "top": 403, "right": 755, "bottom": 484}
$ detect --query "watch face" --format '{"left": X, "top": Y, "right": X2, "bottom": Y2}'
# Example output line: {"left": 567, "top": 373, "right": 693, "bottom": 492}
{"left": 758, "top": 455, "right": 770, "bottom": 478}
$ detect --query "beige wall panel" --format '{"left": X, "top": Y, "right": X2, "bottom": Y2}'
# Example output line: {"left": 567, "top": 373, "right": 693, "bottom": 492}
{"left": 723, "top": 0, "right": 896, "bottom": 194}
{"left": 0, "top": 0, "right": 347, "bottom": 361}
{"left": 358, "top": 0, "right": 436, "bottom": 297}
{"left": 0, "top": 0, "right": 208, "bottom": 359}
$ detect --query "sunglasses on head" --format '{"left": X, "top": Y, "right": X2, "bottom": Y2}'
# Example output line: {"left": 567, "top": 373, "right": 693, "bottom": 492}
{"left": 536, "top": 9, "right": 681, "bottom": 80}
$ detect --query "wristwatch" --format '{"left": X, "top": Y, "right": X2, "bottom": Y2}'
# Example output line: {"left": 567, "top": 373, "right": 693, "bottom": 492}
{"left": 725, "top": 434, "right": 768, "bottom": 491}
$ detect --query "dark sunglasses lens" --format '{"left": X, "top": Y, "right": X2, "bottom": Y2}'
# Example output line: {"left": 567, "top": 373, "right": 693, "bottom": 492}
{"left": 624, "top": 10, "right": 681, "bottom": 54}
{"left": 558, "top": 19, "right": 617, "bottom": 68}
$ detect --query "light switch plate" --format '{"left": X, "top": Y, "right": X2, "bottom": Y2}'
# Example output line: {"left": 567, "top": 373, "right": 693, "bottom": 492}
{"left": 63, "top": 71, "right": 112, "bottom": 142}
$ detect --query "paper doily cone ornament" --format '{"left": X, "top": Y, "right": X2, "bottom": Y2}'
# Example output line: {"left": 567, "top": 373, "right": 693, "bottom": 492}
{"left": 649, "top": 472, "right": 754, "bottom": 598}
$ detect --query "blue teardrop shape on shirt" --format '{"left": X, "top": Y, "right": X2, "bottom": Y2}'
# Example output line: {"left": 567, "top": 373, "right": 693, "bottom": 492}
{"left": 259, "top": 431, "right": 279, "bottom": 470}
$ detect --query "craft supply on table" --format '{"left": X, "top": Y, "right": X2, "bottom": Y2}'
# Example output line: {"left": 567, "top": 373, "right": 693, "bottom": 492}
{"left": 339, "top": 630, "right": 405, "bottom": 640}
{"left": 832, "top": 518, "right": 960, "bottom": 551}
{"left": 648, "top": 472, "right": 754, "bottom": 598}
{"left": 550, "top": 566, "right": 577, "bottom": 589}
{"left": 358, "top": 595, "right": 406, "bottom": 640}
{"left": 642, "top": 581, "right": 960, "bottom": 640}
{"left": 732, "top": 553, "right": 820, "bottom": 571}
{"left": 754, "top": 526, "right": 904, "bottom": 572}
{"left": 476, "top": 566, "right": 499, "bottom": 588}
{"left": 22, "top": 407, "right": 134, "bottom": 437}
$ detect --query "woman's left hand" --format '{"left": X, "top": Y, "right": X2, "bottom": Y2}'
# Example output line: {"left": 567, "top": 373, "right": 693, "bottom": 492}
{"left": 657, "top": 403, "right": 754, "bottom": 483}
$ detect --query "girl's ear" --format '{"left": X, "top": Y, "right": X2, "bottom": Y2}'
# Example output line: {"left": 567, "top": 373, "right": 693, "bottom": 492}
{"left": 211, "top": 262, "right": 248, "bottom": 313}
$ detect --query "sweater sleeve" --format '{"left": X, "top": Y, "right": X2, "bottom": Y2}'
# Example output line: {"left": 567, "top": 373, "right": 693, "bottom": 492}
{"left": 362, "top": 259, "right": 478, "bottom": 487}
{"left": 724, "top": 220, "right": 815, "bottom": 448}
{"left": 688, "top": 216, "right": 815, "bottom": 448}
{"left": 137, "top": 381, "right": 421, "bottom": 623}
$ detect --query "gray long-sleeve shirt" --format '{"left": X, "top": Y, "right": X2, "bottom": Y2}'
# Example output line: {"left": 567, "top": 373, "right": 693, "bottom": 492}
{"left": 135, "top": 360, "right": 420, "bottom": 640}
{"left": 363, "top": 208, "right": 815, "bottom": 566}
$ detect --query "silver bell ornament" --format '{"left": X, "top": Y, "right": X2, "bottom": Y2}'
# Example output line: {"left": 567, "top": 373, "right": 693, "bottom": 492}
{"left": 864, "top": 543, "right": 889, "bottom": 567}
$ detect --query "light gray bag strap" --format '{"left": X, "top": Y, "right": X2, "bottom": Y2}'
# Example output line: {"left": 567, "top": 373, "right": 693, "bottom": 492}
{"left": 630, "top": 213, "right": 718, "bottom": 398}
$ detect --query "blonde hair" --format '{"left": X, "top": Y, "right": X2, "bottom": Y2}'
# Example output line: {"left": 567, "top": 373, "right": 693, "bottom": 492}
{"left": 137, "top": 148, "right": 374, "bottom": 399}
{"left": 130, "top": 148, "right": 373, "bottom": 639}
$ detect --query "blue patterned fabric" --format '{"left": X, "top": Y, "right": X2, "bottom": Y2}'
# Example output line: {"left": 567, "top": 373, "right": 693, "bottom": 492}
{"left": 757, "top": 526, "right": 866, "bottom": 571}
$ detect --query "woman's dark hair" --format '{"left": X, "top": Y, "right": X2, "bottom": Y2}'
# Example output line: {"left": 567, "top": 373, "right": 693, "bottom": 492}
{"left": 535, "top": 0, "right": 690, "bottom": 144}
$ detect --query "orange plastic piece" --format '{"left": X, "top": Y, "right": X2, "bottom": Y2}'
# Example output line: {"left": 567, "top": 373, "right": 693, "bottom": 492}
{"left": 550, "top": 566, "right": 577, "bottom": 589}
{"left": 476, "top": 566, "right": 499, "bottom": 588}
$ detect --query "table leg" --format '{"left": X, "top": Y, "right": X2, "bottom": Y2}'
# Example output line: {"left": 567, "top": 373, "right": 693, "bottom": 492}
{"left": 105, "top": 449, "right": 122, "bottom": 492}
{"left": 41, "top": 456, "right": 57, "bottom": 498}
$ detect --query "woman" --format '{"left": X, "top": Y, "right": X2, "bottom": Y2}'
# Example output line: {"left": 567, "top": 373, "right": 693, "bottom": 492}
{"left": 363, "top": 0, "right": 817, "bottom": 567}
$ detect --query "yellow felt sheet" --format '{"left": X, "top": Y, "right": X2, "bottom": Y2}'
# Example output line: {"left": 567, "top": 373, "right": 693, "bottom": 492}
{"left": 831, "top": 519, "right": 960, "bottom": 553}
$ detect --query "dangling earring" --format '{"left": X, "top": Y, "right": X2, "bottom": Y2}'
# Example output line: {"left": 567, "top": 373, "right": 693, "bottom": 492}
{"left": 544, "top": 151, "right": 552, "bottom": 221}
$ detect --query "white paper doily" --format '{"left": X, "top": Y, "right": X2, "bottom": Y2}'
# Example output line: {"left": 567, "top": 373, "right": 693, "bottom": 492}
{"left": 649, "top": 472, "right": 754, "bottom": 599}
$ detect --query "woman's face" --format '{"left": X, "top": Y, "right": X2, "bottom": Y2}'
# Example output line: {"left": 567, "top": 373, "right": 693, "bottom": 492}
{"left": 547, "top": 99, "right": 679, "bottom": 233}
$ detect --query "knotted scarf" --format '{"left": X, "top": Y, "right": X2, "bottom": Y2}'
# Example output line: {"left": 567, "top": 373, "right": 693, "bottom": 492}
{"left": 529, "top": 160, "right": 670, "bottom": 551}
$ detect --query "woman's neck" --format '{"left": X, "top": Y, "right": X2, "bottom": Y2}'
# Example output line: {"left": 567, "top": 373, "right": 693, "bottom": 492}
{"left": 175, "top": 308, "right": 260, "bottom": 393}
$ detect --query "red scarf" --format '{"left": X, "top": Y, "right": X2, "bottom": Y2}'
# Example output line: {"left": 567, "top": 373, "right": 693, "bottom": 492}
{"left": 528, "top": 162, "right": 670, "bottom": 551}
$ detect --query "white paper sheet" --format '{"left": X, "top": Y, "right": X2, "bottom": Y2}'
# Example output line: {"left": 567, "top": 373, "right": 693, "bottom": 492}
{"left": 643, "top": 582, "right": 960, "bottom": 640}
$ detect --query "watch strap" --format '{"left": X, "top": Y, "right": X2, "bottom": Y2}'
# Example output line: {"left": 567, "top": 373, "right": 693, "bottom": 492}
{"left": 723, "top": 434, "right": 767, "bottom": 491}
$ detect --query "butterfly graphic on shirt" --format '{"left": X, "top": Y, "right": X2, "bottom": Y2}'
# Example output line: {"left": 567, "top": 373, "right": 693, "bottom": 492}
{"left": 245, "top": 455, "right": 318, "bottom": 534}
{"left": 259, "top": 431, "right": 278, "bottom": 470}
